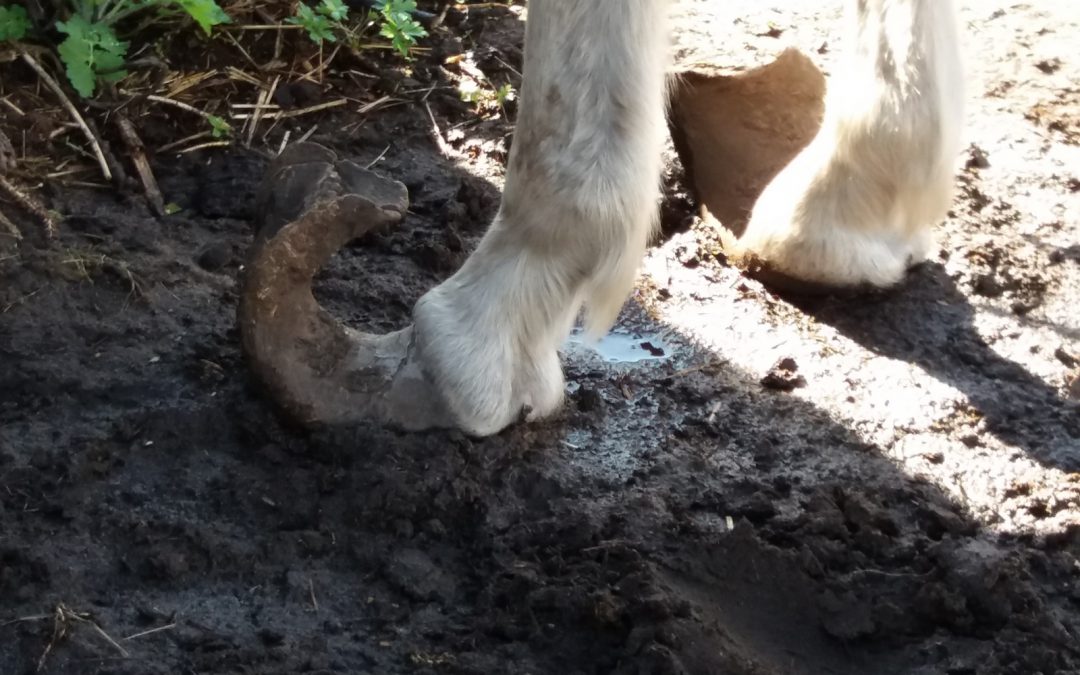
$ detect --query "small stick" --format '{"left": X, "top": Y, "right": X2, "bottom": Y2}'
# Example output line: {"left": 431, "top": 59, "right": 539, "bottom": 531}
{"left": 115, "top": 115, "right": 165, "bottom": 216}
{"left": 0, "top": 97, "right": 26, "bottom": 116}
{"left": 164, "top": 70, "right": 218, "bottom": 98}
{"left": 226, "top": 67, "right": 263, "bottom": 87}
{"left": 0, "top": 176, "right": 57, "bottom": 238}
{"left": 246, "top": 76, "right": 280, "bottom": 148}
{"left": 54, "top": 180, "right": 111, "bottom": 189}
{"left": 20, "top": 52, "right": 111, "bottom": 182}
{"left": 221, "top": 29, "right": 260, "bottom": 70}
{"left": 145, "top": 94, "right": 216, "bottom": 121}
{"left": 364, "top": 144, "right": 390, "bottom": 169}
{"left": 122, "top": 622, "right": 177, "bottom": 641}
{"left": 296, "top": 124, "right": 318, "bottom": 145}
{"left": 0, "top": 208, "right": 23, "bottom": 239}
{"left": 157, "top": 130, "right": 212, "bottom": 154}
{"left": 230, "top": 103, "right": 282, "bottom": 110}
{"left": 424, "top": 102, "right": 456, "bottom": 158}
{"left": 47, "top": 123, "right": 81, "bottom": 140}
{"left": 272, "top": 19, "right": 284, "bottom": 63}
{"left": 177, "top": 141, "right": 231, "bottom": 154}
{"left": 230, "top": 98, "right": 347, "bottom": 121}
{"left": 33, "top": 603, "right": 130, "bottom": 672}
{"left": 0, "top": 613, "right": 51, "bottom": 627}
{"left": 87, "top": 621, "right": 130, "bottom": 658}
{"left": 307, "top": 578, "right": 319, "bottom": 613}
{"left": 2, "top": 288, "right": 41, "bottom": 314}
{"left": 259, "top": 117, "right": 283, "bottom": 145}
{"left": 357, "top": 95, "right": 393, "bottom": 115}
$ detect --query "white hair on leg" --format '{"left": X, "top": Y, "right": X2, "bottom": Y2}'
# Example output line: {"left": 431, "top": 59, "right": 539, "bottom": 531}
{"left": 412, "top": 0, "right": 671, "bottom": 435}
{"left": 740, "top": 0, "right": 964, "bottom": 288}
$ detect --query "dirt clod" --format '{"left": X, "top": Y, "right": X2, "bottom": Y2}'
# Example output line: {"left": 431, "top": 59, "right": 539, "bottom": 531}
{"left": 761, "top": 357, "right": 807, "bottom": 391}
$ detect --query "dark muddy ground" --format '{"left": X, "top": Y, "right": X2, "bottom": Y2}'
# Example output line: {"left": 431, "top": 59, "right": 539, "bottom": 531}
{"left": 2, "top": 1, "right": 1079, "bottom": 673}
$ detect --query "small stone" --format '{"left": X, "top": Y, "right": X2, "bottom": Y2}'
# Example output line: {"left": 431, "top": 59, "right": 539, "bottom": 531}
{"left": 973, "top": 273, "right": 1004, "bottom": 298}
{"left": 576, "top": 387, "right": 605, "bottom": 414}
{"left": 761, "top": 357, "right": 806, "bottom": 391}
{"left": 384, "top": 548, "right": 456, "bottom": 602}
{"left": 1054, "top": 346, "right": 1078, "bottom": 368}
{"left": 1034, "top": 58, "right": 1061, "bottom": 74}
{"left": 258, "top": 628, "right": 285, "bottom": 646}
{"left": 734, "top": 493, "right": 777, "bottom": 523}
{"left": 196, "top": 243, "right": 232, "bottom": 271}
{"left": 959, "top": 434, "right": 981, "bottom": 448}
{"left": 965, "top": 144, "right": 990, "bottom": 169}
{"left": 917, "top": 502, "right": 974, "bottom": 538}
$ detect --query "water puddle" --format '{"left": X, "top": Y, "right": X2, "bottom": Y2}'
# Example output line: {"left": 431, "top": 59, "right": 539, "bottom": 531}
{"left": 566, "top": 329, "right": 671, "bottom": 363}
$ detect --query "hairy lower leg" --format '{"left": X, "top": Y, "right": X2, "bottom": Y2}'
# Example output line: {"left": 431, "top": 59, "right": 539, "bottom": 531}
{"left": 740, "top": 0, "right": 963, "bottom": 288}
{"left": 412, "top": 0, "right": 671, "bottom": 434}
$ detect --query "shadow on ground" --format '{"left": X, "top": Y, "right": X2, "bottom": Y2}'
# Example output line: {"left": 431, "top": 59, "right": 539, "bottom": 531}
{"left": 785, "top": 263, "right": 1080, "bottom": 472}
{"left": 2, "top": 105, "right": 1078, "bottom": 673}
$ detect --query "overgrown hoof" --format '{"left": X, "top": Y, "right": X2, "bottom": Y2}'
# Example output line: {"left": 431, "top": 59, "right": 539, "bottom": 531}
{"left": 238, "top": 142, "right": 454, "bottom": 429}
{"left": 670, "top": 50, "right": 825, "bottom": 237}
{"left": 671, "top": 49, "right": 931, "bottom": 296}
{"left": 670, "top": 49, "right": 866, "bottom": 296}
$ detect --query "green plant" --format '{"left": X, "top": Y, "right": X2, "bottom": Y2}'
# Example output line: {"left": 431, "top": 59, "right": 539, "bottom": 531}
{"left": 287, "top": 0, "right": 349, "bottom": 45}
{"left": 494, "top": 83, "right": 514, "bottom": 108}
{"left": 373, "top": 0, "right": 426, "bottom": 58}
{"left": 0, "top": 4, "right": 30, "bottom": 42}
{"left": 289, "top": 0, "right": 424, "bottom": 58}
{"left": 2, "top": 0, "right": 230, "bottom": 98}
{"left": 56, "top": 14, "right": 130, "bottom": 97}
{"left": 207, "top": 114, "right": 231, "bottom": 138}
{"left": 174, "top": 0, "right": 231, "bottom": 35}
{"left": 459, "top": 79, "right": 515, "bottom": 114}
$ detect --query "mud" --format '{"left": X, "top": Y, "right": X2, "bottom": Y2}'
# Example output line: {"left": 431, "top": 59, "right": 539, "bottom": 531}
{"left": 2, "top": 1, "right": 1079, "bottom": 674}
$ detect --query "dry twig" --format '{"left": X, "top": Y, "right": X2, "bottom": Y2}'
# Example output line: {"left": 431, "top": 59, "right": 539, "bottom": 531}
{"left": 245, "top": 76, "right": 280, "bottom": 148}
{"left": 10, "top": 603, "right": 132, "bottom": 673}
{"left": 122, "top": 622, "right": 177, "bottom": 641}
{"left": 115, "top": 115, "right": 165, "bottom": 216}
{"left": 424, "top": 102, "right": 456, "bottom": 158}
{"left": 178, "top": 141, "right": 232, "bottom": 154}
{"left": 230, "top": 98, "right": 347, "bottom": 121}
{"left": 19, "top": 52, "right": 112, "bottom": 182}
{"left": 145, "top": 94, "right": 218, "bottom": 121}
{"left": 0, "top": 176, "right": 57, "bottom": 238}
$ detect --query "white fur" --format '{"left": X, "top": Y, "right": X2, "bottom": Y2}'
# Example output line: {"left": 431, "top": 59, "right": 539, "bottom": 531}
{"left": 413, "top": 0, "right": 671, "bottom": 435}
{"left": 741, "top": 0, "right": 964, "bottom": 287}
{"left": 409, "top": 0, "right": 963, "bottom": 435}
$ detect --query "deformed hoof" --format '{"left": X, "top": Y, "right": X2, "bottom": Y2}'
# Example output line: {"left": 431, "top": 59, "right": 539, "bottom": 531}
{"left": 238, "top": 142, "right": 454, "bottom": 429}
{"left": 670, "top": 49, "right": 926, "bottom": 296}
{"left": 670, "top": 48, "right": 826, "bottom": 240}
{"left": 670, "top": 49, "right": 858, "bottom": 296}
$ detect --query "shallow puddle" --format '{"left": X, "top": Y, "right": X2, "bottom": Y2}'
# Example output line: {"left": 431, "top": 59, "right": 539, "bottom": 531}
{"left": 566, "top": 329, "right": 672, "bottom": 363}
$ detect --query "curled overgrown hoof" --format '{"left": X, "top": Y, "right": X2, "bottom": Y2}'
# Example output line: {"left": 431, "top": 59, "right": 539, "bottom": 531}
{"left": 238, "top": 142, "right": 454, "bottom": 429}
{"left": 670, "top": 49, "right": 826, "bottom": 239}
{"left": 670, "top": 49, "right": 860, "bottom": 296}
